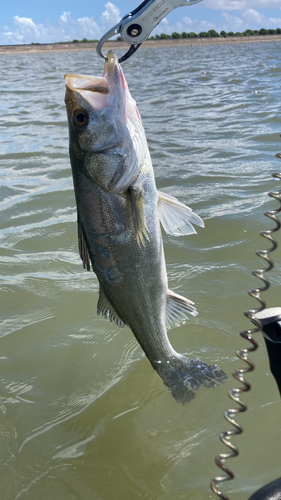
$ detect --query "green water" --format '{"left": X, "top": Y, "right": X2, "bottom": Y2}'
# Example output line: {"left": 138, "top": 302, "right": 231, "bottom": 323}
{"left": 1, "top": 42, "right": 281, "bottom": 499}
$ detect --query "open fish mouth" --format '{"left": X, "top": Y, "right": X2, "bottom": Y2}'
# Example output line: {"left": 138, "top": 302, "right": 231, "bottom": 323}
{"left": 64, "top": 73, "right": 110, "bottom": 112}
{"left": 64, "top": 52, "right": 119, "bottom": 111}
{"left": 64, "top": 73, "right": 109, "bottom": 94}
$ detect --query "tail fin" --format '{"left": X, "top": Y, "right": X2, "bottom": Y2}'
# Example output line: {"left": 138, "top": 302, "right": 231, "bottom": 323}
{"left": 151, "top": 355, "right": 227, "bottom": 404}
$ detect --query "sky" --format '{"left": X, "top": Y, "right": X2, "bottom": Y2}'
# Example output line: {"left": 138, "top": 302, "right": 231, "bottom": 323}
{"left": 1, "top": 0, "right": 281, "bottom": 45}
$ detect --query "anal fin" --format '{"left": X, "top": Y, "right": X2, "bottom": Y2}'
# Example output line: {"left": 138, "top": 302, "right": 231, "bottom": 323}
{"left": 97, "top": 287, "right": 126, "bottom": 329}
{"left": 158, "top": 191, "right": 204, "bottom": 236}
{"left": 166, "top": 290, "right": 198, "bottom": 330}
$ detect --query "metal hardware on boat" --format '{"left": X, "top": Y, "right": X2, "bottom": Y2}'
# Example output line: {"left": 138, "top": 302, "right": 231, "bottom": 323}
{"left": 211, "top": 168, "right": 281, "bottom": 499}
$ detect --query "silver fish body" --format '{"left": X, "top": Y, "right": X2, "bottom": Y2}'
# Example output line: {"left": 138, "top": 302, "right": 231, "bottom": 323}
{"left": 65, "top": 52, "right": 226, "bottom": 403}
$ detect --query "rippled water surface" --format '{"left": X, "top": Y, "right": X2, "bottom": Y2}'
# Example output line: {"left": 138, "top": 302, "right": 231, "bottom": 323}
{"left": 1, "top": 42, "right": 281, "bottom": 500}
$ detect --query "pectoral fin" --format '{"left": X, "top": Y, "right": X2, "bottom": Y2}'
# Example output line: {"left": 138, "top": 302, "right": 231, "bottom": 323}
{"left": 97, "top": 287, "right": 126, "bottom": 328}
{"left": 78, "top": 216, "right": 91, "bottom": 271}
{"left": 158, "top": 191, "right": 204, "bottom": 236}
{"left": 129, "top": 186, "right": 149, "bottom": 247}
{"left": 166, "top": 290, "right": 198, "bottom": 330}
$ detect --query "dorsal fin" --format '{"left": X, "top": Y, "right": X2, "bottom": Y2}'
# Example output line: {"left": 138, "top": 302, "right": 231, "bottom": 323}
{"left": 97, "top": 287, "right": 126, "bottom": 328}
{"left": 78, "top": 216, "right": 91, "bottom": 271}
{"left": 166, "top": 290, "right": 198, "bottom": 330}
{"left": 158, "top": 191, "right": 204, "bottom": 236}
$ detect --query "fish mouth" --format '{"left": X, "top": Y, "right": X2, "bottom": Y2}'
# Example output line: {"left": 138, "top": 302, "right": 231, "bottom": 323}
{"left": 64, "top": 51, "right": 117, "bottom": 94}
{"left": 64, "top": 52, "right": 119, "bottom": 112}
{"left": 64, "top": 73, "right": 110, "bottom": 112}
{"left": 64, "top": 73, "right": 109, "bottom": 94}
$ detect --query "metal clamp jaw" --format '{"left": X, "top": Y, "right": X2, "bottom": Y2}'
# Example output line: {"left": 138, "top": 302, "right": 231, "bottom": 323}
{"left": 96, "top": 0, "right": 203, "bottom": 63}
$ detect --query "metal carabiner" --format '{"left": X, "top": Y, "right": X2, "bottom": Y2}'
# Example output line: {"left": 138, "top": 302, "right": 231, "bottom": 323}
{"left": 96, "top": 22, "right": 142, "bottom": 63}
{"left": 96, "top": 0, "right": 203, "bottom": 63}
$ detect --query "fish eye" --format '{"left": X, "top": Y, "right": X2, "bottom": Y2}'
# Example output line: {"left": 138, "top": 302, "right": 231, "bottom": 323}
{"left": 73, "top": 109, "right": 89, "bottom": 127}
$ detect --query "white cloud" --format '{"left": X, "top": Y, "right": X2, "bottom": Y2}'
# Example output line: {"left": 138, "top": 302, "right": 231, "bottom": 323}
{"left": 205, "top": 0, "right": 248, "bottom": 10}
{"left": 243, "top": 8, "right": 266, "bottom": 25}
{"left": 204, "top": 0, "right": 281, "bottom": 10}
{"left": 221, "top": 12, "right": 244, "bottom": 32}
{"left": 153, "top": 16, "right": 216, "bottom": 36}
{"left": 101, "top": 2, "right": 121, "bottom": 27}
{"left": 0, "top": 2, "right": 121, "bottom": 45}
{"left": 242, "top": 9, "right": 281, "bottom": 28}
{"left": 1, "top": 16, "right": 47, "bottom": 43}
{"left": 181, "top": 17, "right": 194, "bottom": 27}
{"left": 59, "top": 12, "right": 73, "bottom": 24}
{"left": 220, "top": 8, "right": 281, "bottom": 32}
{"left": 269, "top": 16, "right": 281, "bottom": 25}
{"left": 167, "top": 16, "right": 194, "bottom": 33}
{"left": 151, "top": 4, "right": 281, "bottom": 36}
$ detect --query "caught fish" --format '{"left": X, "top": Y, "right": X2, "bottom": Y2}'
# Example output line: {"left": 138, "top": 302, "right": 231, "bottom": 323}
{"left": 64, "top": 51, "right": 226, "bottom": 404}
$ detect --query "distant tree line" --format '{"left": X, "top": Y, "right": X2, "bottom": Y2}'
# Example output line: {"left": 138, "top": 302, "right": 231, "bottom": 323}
{"left": 56, "top": 38, "right": 99, "bottom": 44}
{"left": 31, "top": 38, "right": 99, "bottom": 44}
{"left": 148, "top": 27, "right": 281, "bottom": 39}
{"left": 29, "top": 28, "right": 281, "bottom": 45}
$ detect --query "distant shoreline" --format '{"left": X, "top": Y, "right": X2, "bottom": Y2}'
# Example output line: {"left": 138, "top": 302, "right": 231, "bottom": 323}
{"left": 1, "top": 35, "right": 281, "bottom": 55}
